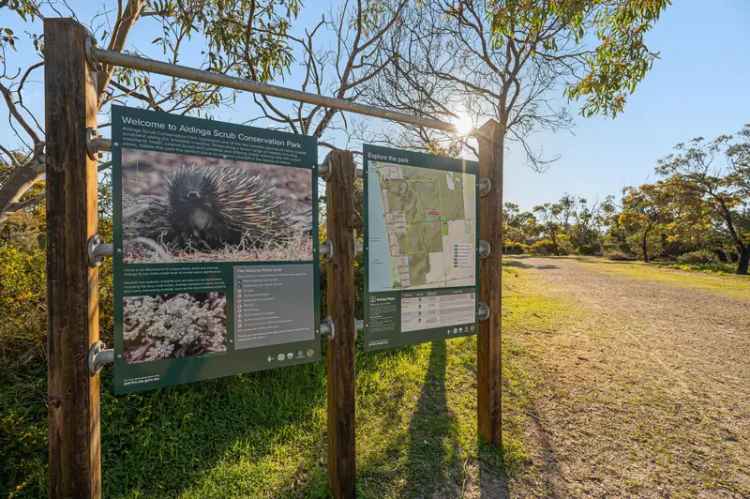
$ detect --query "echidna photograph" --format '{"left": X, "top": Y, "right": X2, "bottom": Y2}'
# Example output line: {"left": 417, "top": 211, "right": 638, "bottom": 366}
{"left": 123, "top": 292, "right": 227, "bottom": 364}
{"left": 121, "top": 149, "right": 313, "bottom": 263}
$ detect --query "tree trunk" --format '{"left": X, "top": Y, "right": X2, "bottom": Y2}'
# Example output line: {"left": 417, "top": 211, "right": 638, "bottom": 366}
{"left": 0, "top": 0, "right": 145, "bottom": 229}
{"left": 659, "top": 232, "right": 669, "bottom": 258}
{"left": 550, "top": 229, "right": 560, "bottom": 256}
{"left": 716, "top": 197, "right": 747, "bottom": 274}
{"left": 0, "top": 155, "right": 45, "bottom": 225}
{"left": 641, "top": 226, "right": 651, "bottom": 263}
{"left": 96, "top": 0, "right": 147, "bottom": 96}
{"left": 737, "top": 247, "right": 749, "bottom": 275}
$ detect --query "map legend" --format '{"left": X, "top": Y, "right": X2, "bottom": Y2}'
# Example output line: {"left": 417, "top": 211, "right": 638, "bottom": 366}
{"left": 452, "top": 242, "right": 474, "bottom": 270}
{"left": 401, "top": 290, "right": 476, "bottom": 332}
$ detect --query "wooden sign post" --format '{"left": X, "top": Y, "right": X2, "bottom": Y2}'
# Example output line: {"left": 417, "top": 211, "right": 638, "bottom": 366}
{"left": 477, "top": 120, "right": 503, "bottom": 446}
{"left": 324, "top": 151, "right": 357, "bottom": 498}
{"left": 44, "top": 19, "right": 102, "bottom": 499}
{"left": 40, "top": 16, "right": 500, "bottom": 497}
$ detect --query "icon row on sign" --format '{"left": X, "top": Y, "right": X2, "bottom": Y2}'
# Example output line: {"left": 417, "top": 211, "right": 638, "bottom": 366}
{"left": 267, "top": 349, "right": 315, "bottom": 363}
{"left": 448, "top": 324, "right": 475, "bottom": 335}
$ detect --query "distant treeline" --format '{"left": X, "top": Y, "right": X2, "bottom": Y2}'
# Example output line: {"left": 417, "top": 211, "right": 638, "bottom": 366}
{"left": 504, "top": 125, "right": 750, "bottom": 275}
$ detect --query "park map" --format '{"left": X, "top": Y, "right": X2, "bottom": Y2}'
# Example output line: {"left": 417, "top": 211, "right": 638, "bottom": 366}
{"left": 372, "top": 162, "right": 476, "bottom": 290}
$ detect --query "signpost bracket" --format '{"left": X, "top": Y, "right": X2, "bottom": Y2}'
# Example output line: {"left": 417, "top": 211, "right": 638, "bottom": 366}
{"left": 479, "top": 177, "right": 492, "bottom": 197}
{"left": 88, "top": 341, "right": 114, "bottom": 376}
{"left": 88, "top": 234, "right": 113, "bottom": 267}
{"left": 478, "top": 240, "right": 491, "bottom": 259}
{"left": 477, "top": 302, "right": 490, "bottom": 321}
{"left": 320, "top": 240, "right": 334, "bottom": 259}
{"left": 86, "top": 128, "right": 110, "bottom": 158}
{"left": 320, "top": 318, "right": 336, "bottom": 339}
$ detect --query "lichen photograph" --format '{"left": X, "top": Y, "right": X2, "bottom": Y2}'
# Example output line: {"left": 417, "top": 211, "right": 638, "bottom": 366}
{"left": 121, "top": 149, "right": 313, "bottom": 263}
{"left": 123, "top": 292, "right": 227, "bottom": 364}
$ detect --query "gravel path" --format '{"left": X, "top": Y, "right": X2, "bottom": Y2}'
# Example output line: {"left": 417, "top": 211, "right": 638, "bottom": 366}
{"left": 507, "top": 257, "right": 750, "bottom": 498}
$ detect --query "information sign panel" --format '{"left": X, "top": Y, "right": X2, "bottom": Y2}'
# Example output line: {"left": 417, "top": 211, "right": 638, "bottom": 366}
{"left": 112, "top": 106, "right": 320, "bottom": 393}
{"left": 363, "top": 145, "right": 479, "bottom": 351}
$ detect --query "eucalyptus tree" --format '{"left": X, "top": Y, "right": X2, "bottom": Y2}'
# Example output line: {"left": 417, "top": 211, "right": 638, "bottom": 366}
{"left": 532, "top": 201, "right": 567, "bottom": 256}
{"left": 618, "top": 182, "right": 672, "bottom": 262}
{"left": 361, "top": 0, "right": 669, "bottom": 165}
{"left": 0, "top": 0, "right": 302, "bottom": 226}
{"left": 568, "top": 196, "right": 603, "bottom": 255}
{"left": 656, "top": 126, "right": 750, "bottom": 274}
{"left": 244, "top": 0, "right": 407, "bottom": 149}
{"left": 503, "top": 201, "right": 539, "bottom": 245}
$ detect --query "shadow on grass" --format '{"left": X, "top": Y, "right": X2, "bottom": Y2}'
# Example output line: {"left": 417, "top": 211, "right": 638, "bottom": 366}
{"left": 478, "top": 443, "right": 510, "bottom": 499}
{"left": 504, "top": 260, "right": 559, "bottom": 270}
{"left": 5, "top": 339, "right": 515, "bottom": 498}
{"left": 402, "top": 340, "right": 457, "bottom": 497}
{"left": 355, "top": 341, "right": 510, "bottom": 498}
{"left": 569, "top": 256, "right": 637, "bottom": 265}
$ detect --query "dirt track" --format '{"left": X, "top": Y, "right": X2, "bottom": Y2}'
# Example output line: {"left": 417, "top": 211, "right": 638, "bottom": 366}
{"left": 506, "top": 257, "right": 750, "bottom": 498}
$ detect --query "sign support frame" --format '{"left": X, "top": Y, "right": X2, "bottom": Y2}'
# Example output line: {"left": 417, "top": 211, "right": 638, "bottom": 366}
{"left": 44, "top": 18, "right": 102, "bottom": 499}
{"left": 324, "top": 151, "right": 357, "bottom": 498}
{"left": 43, "top": 18, "right": 503, "bottom": 499}
{"left": 477, "top": 120, "right": 503, "bottom": 446}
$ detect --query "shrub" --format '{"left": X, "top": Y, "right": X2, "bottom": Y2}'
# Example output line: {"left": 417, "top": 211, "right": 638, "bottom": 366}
{"left": 606, "top": 251, "right": 635, "bottom": 261}
{"left": 677, "top": 249, "right": 718, "bottom": 265}
{"left": 574, "top": 242, "right": 603, "bottom": 256}
{"left": 529, "top": 239, "right": 564, "bottom": 256}
{"left": 503, "top": 240, "right": 527, "bottom": 255}
{"left": 0, "top": 245, "right": 46, "bottom": 365}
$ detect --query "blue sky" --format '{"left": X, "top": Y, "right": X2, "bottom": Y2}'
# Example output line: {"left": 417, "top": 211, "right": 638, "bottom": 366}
{"left": 505, "top": 0, "right": 750, "bottom": 209}
{"left": 3, "top": 1, "right": 749, "bottom": 210}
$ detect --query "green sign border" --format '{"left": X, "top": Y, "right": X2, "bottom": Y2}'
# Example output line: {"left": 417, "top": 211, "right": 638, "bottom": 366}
{"left": 362, "top": 144, "right": 480, "bottom": 351}
{"left": 111, "top": 106, "right": 321, "bottom": 394}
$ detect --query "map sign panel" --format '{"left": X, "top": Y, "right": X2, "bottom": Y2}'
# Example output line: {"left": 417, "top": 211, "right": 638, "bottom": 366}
{"left": 112, "top": 106, "right": 320, "bottom": 394}
{"left": 363, "top": 145, "right": 479, "bottom": 351}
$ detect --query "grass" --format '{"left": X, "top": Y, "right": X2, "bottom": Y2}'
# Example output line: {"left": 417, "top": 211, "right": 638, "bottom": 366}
{"left": 1, "top": 343, "right": 497, "bottom": 498}
{"left": 503, "top": 256, "right": 750, "bottom": 496}
{"left": 498, "top": 264, "right": 587, "bottom": 479}
{"left": 655, "top": 260, "right": 737, "bottom": 275}
{"left": 2, "top": 265, "right": 560, "bottom": 498}
{"left": 7, "top": 257, "right": 744, "bottom": 496}
{"left": 569, "top": 256, "right": 750, "bottom": 300}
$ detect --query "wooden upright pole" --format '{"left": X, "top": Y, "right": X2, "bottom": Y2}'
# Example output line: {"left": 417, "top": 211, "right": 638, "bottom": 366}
{"left": 325, "top": 151, "right": 357, "bottom": 498}
{"left": 44, "top": 19, "right": 102, "bottom": 499}
{"left": 477, "top": 120, "right": 503, "bottom": 447}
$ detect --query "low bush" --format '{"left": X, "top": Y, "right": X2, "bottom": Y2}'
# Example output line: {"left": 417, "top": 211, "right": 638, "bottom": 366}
{"left": 677, "top": 249, "right": 718, "bottom": 265}
{"left": 0, "top": 245, "right": 46, "bottom": 365}
{"left": 606, "top": 251, "right": 635, "bottom": 261}
{"left": 529, "top": 239, "right": 564, "bottom": 256}
{"left": 574, "top": 242, "right": 603, "bottom": 256}
{"left": 504, "top": 240, "right": 527, "bottom": 255}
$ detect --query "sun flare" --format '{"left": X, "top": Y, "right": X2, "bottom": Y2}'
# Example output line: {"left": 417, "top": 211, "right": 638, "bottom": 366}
{"left": 454, "top": 111, "right": 474, "bottom": 136}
